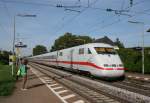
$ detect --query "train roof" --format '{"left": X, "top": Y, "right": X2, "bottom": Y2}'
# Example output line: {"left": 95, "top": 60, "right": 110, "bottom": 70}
{"left": 58, "top": 43, "right": 113, "bottom": 51}
{"left": 80, "top": 43, "right": 113, "bottom": 48}
{"left": 30, "top": 43, "right": 113, "bottom": 58}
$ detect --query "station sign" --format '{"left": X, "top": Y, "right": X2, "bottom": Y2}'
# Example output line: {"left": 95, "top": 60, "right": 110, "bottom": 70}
{"left": 9, "top": 55, "right": 16, "bottom": 63}
{"left": 15, "top": 42, "right": 27, "bottom": 48}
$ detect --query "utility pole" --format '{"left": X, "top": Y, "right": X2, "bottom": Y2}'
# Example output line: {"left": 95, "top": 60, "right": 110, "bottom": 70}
{"left": 12, "top": 16, "right": 16, "bottom": 76}
{"left": 128, "top": 21, "right": 145, "bottom": 74}
{"left": 142, "top": 23, "right": 144, "bottom": 74}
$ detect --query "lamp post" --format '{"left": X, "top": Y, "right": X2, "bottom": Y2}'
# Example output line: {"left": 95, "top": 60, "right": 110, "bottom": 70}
{"left": 128, "top": 21, "right": 145, "bottom": 74}
{"left": 12, "top": 14, "right": 36, "bottom": 76}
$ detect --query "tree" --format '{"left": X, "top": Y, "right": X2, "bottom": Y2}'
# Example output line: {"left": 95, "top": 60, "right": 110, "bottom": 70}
{"left": 114, "top": 38, "right": 124, "bottom": 48}
{"left": 50, "top": 32, "right": 93, "bottom": 51}
{"left": 33, "top": 45, "right": 48, "bottom": 56}
{"left": 0, "top": 50, "right": 12, "bottom": 64}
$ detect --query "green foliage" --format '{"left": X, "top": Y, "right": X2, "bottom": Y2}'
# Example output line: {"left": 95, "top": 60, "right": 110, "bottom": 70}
{"left": 0, "top": 64, "right": 16, "bottom": 96}
{"left": 0, "top": 50, "right": 12, "bottom": 65}
{"left": 118, "top": 48, "right": 150, "bottom": 74}
{"left": 114, "top": 38, "right": 124, "bottom": 48}
{"left": 50, "top": 32, "right": 93, "bottom": 51}
{"left": 33, "top": 45, "right": 48, "bottom": 56}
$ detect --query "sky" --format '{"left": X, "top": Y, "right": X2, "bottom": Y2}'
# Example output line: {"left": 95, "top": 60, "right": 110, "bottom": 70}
{"left": 0, "top": 0, "right": 150, "bottom": 56}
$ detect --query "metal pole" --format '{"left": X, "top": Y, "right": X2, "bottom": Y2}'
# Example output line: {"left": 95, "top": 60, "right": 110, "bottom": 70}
{"left": 128, "top": 21, "right": 145, "bottom": 74}
{"left": 11, "top": 14, "right": 36, "bottom": 76}
{"left": 12, "top": 16, "right": 16, "bottom": 76}
{"left": 142, "top": 23, "right": 144, "bottom": 74}
{"left": 13, "top": 16, "right": 16, "bottom": 55}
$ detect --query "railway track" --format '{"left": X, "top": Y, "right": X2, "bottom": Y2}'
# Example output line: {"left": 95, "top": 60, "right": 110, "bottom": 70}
{"left": 29, "top": 62, "right": 125, "bottom": 103}
{"left": 91, "top": 77, "right": 150, "bottom": 97}
{"left": 111, "top": 80, "right": 150, "bottom": 96}
{"left": 32, "top": 62, "right": 150, "bottom": 96}
{"left": 29, "top": 62, "right": 150, "bottom": 103}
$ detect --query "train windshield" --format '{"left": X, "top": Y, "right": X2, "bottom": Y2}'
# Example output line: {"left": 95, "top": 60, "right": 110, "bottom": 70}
{"left": 94, "top": 47, "right": 116, "bottom": 54}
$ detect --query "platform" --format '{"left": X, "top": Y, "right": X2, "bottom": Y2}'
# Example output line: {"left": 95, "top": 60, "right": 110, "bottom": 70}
{"left": 126, "top": 72, "right": 150, "bottom": 81}
{"left": 0, "top": 68, "right": 87, "bottom": 103}
{"left": 0, "top": 69, "right": 63, "bottom": 103}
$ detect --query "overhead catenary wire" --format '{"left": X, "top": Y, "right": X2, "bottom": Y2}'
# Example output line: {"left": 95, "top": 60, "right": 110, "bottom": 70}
{"left": 1, "top": 0, "right": 147, "bottom": 12}
{"left": 83, "top": 0, "right": 149, "bottom": 34}
{"left": 53, "top": 0, "right": 99, "bottom": 35}
{"left": 1, "top": 0, "right": 11, "bottom": 19}
{"left": 0, "top": 1, "right": 10, "bottom": 35}
{"left": 84, "top": 0, "right": 150, "bottom": 34}
{"left": 1, "top": 0, "right": 56, "bottom": 7}
{"left": 86, "top": 8, "right": 150, "bottom": 35}
{"left": 1, "top": 0, "right": 150, "bottom": 40}
{"left": 7, "top": 0, "right": 148, "bottom": 38}
{"left": 1, "top": 0, "right": 102, "bottom": 10}
{"left": 0, "top": 0, "right": 12, "bottom": 36}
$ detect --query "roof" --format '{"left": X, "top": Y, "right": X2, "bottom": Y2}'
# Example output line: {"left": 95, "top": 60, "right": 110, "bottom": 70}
{"left": 94, "top": 36, "right": 115, "bottom": 46}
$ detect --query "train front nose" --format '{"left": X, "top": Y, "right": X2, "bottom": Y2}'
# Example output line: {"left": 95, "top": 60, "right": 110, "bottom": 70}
{"left": 102, "top": 69, "right": 125, "bottom": 77}
{"left": 92, "top": 55, "right": 125, "bottom": 78}
{"left": 92, "top": 69, "right": 125, "bottom": 78}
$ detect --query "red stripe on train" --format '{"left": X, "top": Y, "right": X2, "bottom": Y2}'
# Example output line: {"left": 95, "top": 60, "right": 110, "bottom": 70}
{"left": 48, "top": 60, "right": 124, "bottom": 70}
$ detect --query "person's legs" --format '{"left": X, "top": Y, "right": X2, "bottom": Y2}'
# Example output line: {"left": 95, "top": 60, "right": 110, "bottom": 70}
{"left": 16, "top": 75, "right": 19, "bottom": 81}
{"left": 22, "top": 74, "right": 27, "bottom": 89}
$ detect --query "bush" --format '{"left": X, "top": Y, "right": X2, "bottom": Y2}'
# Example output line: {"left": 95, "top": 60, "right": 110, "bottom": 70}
{"left": 118, "top": 48, "right": 150, "bottom": 74}
{"left": 0, "top": 64, "right": 16, "bottom": 96}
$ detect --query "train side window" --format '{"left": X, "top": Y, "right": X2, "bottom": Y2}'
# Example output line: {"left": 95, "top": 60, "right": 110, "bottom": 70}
{"left": 79, "top": 48, "right": 84, "bottom": 54}
{"left": 59, "top": 52, "right": 63, "bottom": 56}
{"left": 88, "top": 48, "right": 92, "bottom": 54}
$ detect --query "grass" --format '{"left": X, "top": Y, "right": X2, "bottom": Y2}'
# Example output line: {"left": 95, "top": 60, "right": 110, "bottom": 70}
{"left": 0, "top": 64, "right": 16, "bottom": 96}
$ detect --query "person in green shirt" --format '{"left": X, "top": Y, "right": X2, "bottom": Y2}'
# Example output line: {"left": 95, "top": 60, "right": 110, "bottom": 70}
{"left": 17, "top": 59, "right": 30, "bottom": 90}
{"left": 16, "top": 58, "right": 22, "bottom": 81}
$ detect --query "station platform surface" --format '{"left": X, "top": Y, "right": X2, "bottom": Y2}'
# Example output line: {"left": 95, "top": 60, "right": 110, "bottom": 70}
{"left": 0, "top": 70, "right": 63, "bottom": 103}
{"left": 125, "top": 72, "right": 150, "bottom": 81}
{"left": 0, "top": 68, "right": 86, "bottom": 103}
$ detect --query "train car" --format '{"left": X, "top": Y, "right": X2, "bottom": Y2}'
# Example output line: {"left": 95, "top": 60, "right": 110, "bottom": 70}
{"left": 29, "top": 43, "right": 125, "bottom": 78}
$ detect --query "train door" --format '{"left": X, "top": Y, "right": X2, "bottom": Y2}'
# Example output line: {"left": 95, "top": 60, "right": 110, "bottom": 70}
{"left": 56, "top": 51, "right": 59, "bottom": 67}
{"left": 70, "top": 49, "right": 74, "bottom": 69}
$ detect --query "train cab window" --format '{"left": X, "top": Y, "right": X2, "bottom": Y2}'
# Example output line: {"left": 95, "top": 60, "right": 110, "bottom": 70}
{"left": 88, "top": 48, "right": 92, "bottom": 54}
{"left": 59, "top": 52, "right": 63, "bottom": 56}
{"left": 94, "top": 47, "right": 116, "bottom": 54}
{"left": 79, "top": 48, "right": 84, "bottom": 54}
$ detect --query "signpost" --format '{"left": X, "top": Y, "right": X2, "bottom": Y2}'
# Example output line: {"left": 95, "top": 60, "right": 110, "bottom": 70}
{"left": 9, "top": 55, "right": 16, "bottom": 75}
{"left": 15, "top": 41, "right": 27, "bottom": 67}
{"left": 15, "top": 42, "right": 27, "bottom": 48}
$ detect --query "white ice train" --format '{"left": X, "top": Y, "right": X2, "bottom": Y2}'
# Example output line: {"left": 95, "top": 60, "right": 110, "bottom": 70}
{"left": 29, "top": 43, "right": 125, "bottom": 78}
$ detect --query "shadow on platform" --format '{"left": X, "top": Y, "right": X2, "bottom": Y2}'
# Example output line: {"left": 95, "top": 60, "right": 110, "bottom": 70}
{"left": 27, "top": 83, "right": 45, "bottom": 89}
